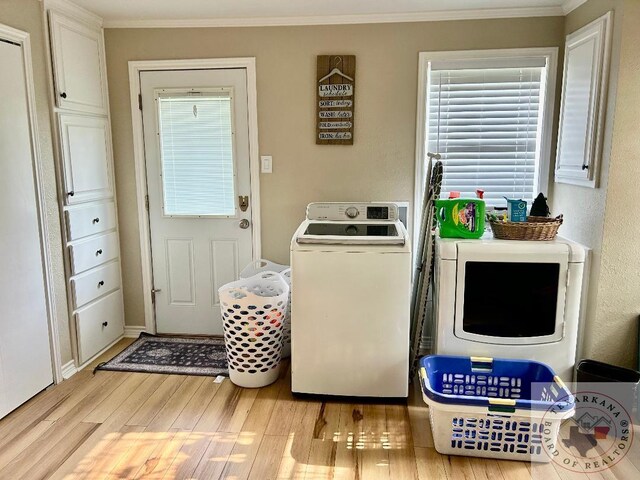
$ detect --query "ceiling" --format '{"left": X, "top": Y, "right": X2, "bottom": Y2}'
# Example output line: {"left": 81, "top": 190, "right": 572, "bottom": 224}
{"left": 70, "top": 0, "right": 586, "bottom": 28}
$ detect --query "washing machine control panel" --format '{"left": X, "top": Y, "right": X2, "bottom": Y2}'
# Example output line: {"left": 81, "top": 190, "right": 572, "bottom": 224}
{"left": 306, "top": 202, "right": 398, "bottom": 221}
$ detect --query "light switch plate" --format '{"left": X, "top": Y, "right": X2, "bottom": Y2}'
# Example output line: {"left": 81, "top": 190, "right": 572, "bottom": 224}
{"left": 261, "top": 155, "right": 273, "bottom": 173}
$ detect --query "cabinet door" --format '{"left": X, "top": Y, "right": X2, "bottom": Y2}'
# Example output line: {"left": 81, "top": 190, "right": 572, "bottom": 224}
{"left": 555, "top": 12, "right": 612, "bottom": 188}
{"left": 49, "top": 11, "right": 108, "bottom": 115}
{"left": 59, "top": 113, "right": 114, "bottom": 204}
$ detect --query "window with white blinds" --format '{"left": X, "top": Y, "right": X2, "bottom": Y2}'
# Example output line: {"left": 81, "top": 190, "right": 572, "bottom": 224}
{"left": 158, "top": 91, "right": 236, "bottom": 216}
{"left": 427, "top": 58, "right": 548, "bottom": 207}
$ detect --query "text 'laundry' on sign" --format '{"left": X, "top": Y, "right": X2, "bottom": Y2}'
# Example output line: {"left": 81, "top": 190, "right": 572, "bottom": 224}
{"left": 318, "top": 84, "right": 353, "bottom": 97}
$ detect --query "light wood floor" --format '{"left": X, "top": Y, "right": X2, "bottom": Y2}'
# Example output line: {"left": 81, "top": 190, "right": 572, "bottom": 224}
{"left": 0, "top": 339, "right": 638, "bottom": 480}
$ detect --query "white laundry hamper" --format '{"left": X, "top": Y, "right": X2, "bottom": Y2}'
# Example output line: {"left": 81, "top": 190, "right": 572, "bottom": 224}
{"left": 218, "top": 271, "right": 289, "bottom": 388}
{"left": 240, "top": 259, "right": 292, "bottom": 359}
{"left": 280, "top": 268, "right": 292, "bottom": 358}
{"left": 240, "top": 259, "right": 289, "bottom": 278}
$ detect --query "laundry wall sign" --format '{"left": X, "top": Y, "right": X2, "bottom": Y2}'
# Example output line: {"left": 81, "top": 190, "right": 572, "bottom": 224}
{"left": 316, "top": 55, "right": 355, "bottom": 145}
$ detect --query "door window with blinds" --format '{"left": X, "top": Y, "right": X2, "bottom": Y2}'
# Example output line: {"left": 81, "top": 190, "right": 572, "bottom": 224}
{"left": 156, "top": 88, "right": 236, "bottom": 217}
{"left": 426, "top": 55, "right": 552, "bottom": 207}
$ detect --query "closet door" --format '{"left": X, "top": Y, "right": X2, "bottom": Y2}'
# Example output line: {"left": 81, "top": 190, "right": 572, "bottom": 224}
{"left": 0, "top": 39, "right": 53, "bottom": 419}
{"left": 48, "top": 11, "right": 108, "bottom": 115}
{"left": 58, "top": 113, "right": 114, "bottom": 204}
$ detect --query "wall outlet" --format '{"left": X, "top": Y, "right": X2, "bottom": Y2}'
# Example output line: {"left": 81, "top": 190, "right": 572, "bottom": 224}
{"left": 260, "top": 155, "right": 273, "bottom": 173}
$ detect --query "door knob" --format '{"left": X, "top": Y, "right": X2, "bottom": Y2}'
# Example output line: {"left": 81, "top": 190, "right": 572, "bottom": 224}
{"left": 60, "top": 92, "right": 67, "bottom": 99}
{"left": 239, "top": 219, "right": 250, "bottom": 229}
{"left": 96, "top": 249, "right": 103, "bottom": 256}
{"left": 93, "top": 217, "right": 100, "bottom": 224}
{"left": 102, "top": 321, "right": 108, "bottom": 327}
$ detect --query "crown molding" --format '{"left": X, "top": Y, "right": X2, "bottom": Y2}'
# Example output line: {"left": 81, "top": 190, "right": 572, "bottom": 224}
{"left": 43, "top": 0, "right": 103, "bottom": 27}
{"left": 102, "top": 6, "right": 565, "bottom": 29}
{"left": 562, "top": 0, "right": 589, "bottom": 15}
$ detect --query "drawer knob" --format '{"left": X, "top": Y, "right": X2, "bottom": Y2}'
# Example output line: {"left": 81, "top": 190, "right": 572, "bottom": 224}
{"left": 60, "top": 92, "right": 67, "bottom": 99}
{"left": 67, "top": 191, "right": 74, "bottom": 197}
{"left": 93, "top": 217, "right": 100, "bottom": 224}
{"left": 96, "top": 249, "right": 103, "bottom": 256}
{"left": 102, "top": 321, "right": 108, "bottom": 327}
{"left": 98, "top": 280, "right": 104, "bottom": 287}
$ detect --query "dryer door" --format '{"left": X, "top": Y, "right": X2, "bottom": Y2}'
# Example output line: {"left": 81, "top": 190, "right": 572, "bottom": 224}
{"left": 454, "top": 242, "right": 569, "bottom": 345}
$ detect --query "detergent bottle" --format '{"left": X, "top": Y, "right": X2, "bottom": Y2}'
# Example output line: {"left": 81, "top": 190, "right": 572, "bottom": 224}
{"left": 435, "top": 190, "right": 486, "bottom": 239}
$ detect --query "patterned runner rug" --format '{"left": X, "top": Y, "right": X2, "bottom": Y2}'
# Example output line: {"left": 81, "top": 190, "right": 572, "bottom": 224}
{"left": 95, "top": 333, "right": 228, "bottom": 376}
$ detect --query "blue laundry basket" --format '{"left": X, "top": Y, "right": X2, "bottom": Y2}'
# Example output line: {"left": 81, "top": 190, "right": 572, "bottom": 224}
{"left": 419, "top": 355, "right": 575, "bottom": 462}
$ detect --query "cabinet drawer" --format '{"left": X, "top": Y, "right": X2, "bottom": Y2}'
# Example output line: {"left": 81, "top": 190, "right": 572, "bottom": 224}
{"left": 66, "top": 202, "right": 116, "bottom": 241}
{"left": 76, "top": 289, "right": 124, "bottom": 364}
{"left": 71, "top": 261, "right": 121, "bottom": 309}
{"left": 69, "top": 231, "right": 119, "bottom": 275}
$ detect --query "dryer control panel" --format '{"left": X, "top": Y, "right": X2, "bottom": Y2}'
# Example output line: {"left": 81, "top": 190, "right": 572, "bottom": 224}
{"left": 306, "top": 202, "right": 399, "bottom": 221}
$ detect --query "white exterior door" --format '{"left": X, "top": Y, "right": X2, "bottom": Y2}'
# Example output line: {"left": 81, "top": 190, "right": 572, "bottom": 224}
{"left": 141, "top": 69, "right": 254, "bottom": 335}
{"left": 0, "top": 38, "right": 53, "bottom": 419}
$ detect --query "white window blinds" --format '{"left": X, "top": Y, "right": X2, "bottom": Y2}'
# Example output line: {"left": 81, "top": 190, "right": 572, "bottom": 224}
{"left": 158, "top": 92, "right": 236, "bottom": 216}
{"left": 427, "top": 61, "right": 547, "bottom": 207}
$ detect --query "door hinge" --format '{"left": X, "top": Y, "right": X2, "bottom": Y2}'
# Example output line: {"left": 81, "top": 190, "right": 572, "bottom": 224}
{"left": 145, "top": 194, "right": 149, "bottom": 211}
{"left": 138, "top": 93, "right": 143, "bottom": 110}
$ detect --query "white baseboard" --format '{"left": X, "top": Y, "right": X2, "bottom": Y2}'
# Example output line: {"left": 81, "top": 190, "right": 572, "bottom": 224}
{"left": 61, "top": 360, "right": 78, "bottom": 380}
{"left": 124, "top": 326, "right": 146, "bottom": 338}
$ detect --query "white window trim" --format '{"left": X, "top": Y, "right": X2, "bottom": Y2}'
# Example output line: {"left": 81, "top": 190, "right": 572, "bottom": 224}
{"left": 413, "top": 47, "right": 558, "bottom": 246}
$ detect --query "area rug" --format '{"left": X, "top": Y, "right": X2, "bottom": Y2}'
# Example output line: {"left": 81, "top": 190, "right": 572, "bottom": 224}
{"left": 95, "top": 332, "right": 228, "bottom": 377}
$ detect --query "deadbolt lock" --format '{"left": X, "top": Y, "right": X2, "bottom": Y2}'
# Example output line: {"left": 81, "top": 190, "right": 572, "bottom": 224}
{"left": 238, "top": 195, "right": 249, "bottom": 212}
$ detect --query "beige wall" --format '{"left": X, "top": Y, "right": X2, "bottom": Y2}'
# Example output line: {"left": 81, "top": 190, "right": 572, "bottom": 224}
{"left": 592, "top": 0, "right": 640, "bottom": 368}
{"left": 104, "top": 17, "right": 565, "bottom": 327}
{"left": 552, "top": 0, "right": 640, "bottom": 369}
{"left": 0, "top": 0, "right": 73, "bottom": 364}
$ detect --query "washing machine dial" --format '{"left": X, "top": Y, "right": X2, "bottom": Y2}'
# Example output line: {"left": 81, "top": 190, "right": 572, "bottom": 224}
{"left": 345, "top": 207, "right": 359, "bottom": 219}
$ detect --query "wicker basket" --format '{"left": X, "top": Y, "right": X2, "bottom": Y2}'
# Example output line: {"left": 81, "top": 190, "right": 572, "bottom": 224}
{"left": 489, "top": 215, "right": 563, "bottom": 241}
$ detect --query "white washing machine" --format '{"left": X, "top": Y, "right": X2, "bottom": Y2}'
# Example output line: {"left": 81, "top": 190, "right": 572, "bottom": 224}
{"left": 290, "top": 202, "right": 411, "bottom": 397}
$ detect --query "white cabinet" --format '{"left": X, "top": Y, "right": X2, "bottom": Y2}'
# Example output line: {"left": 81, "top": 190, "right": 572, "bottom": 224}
{"left": 58, "top": 113, "right": 114, "bottom": 205}
{"left": 555, "top": 12, "right": 612, "bottom": 188}
{"left": 46, "top": 5, "right": 126, "bottom": 366}
{"left": 48, "top": 11, "right": 108, "bottom": 115}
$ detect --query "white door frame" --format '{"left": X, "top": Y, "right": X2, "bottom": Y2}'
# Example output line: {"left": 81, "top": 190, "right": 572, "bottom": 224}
{"left": 128, "top": 58, "right": 262, "bottom": 335}
{"left": 0, "top": 23, "right": 63, "bottom": 383}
